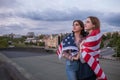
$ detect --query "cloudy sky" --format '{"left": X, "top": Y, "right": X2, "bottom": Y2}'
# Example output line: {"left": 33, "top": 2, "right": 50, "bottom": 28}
{"left": 0, "top": 0, "right": 120, "bottom": 35}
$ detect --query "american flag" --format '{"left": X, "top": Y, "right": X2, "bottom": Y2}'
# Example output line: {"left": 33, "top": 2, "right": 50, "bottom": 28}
{"left": 81, "top": 29, "right": 107, "bottom": 80}
{"left": 56, "top": 33, "right": 78, "bottom": 59}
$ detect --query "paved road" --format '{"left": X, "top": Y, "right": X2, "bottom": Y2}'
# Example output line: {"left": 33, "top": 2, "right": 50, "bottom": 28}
{"left": 1, "top": 51, "right": 120, "bottom": 80}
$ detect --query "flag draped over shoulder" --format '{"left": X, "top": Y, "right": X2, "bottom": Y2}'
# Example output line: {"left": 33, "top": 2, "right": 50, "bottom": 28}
{"left": 56, "top": 33, "right": 78, "bottom": 59}
{"left": 81, "top": 29, "right": 107, "bottom": 80}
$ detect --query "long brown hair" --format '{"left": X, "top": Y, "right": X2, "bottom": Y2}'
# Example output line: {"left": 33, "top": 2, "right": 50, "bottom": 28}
{"left": 73, "top": 20, "right": 87, "bottom": 37}
{"left": 88, "top": 16, "right": 100, "bottom": 29}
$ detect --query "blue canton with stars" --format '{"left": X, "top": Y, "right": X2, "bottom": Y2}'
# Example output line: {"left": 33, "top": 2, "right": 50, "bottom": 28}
{"left": 62, "top": 33, "right": 79, "bottom": 53}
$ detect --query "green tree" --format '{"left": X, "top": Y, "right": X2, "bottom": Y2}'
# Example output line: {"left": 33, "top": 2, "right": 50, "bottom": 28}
{"left": 100, "top": 40, "right": 104, "bottom": 49}
{"left": 116, "top": 37, "right": 120, "bottom": 57}
{"left": 0, "top": 39, "right": 8, "bottom": 48}
{"left": 106, "top": 32, "right": 111, "bottom": 39}
{"left": 39, "top": 42, "right": 45, "bottom": 46}
{"left": 101, "top": 32, "right": 120, "bottom": 57}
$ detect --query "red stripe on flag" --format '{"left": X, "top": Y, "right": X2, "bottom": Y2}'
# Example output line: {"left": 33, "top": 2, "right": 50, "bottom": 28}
{"left": 91, "top": 61, "right": 98, "bottom": 70}
{"left": 94, "top": 54, "right": 100, "bottom": 58}
{"left": 97, "top": 68, "right": 103, "bottom": 78}
{"left": 84, "top": 38, "right": 101, "bottom": 47}
{"left": 60, "top": 44, "right": 62, "bottom": 50}
{"left": 83, "top": 48, "right": 94, "bottom": 53}
{"left": 84, "top": 53, "right": 91, "bottom": 62}
{"left": 56, "top": 49, "right": 60, "bottom": 55}
{"left": 56, "top": 43, "right": 63, "bottom": 55}
{"left": 83, "top": 48, "right": 100, "bottom": 55}
{"left": 86, "top": 28, "right": 100, "bottom": 37}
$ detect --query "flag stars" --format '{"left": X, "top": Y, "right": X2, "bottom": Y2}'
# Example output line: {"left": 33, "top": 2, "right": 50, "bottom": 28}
{"left": 65, "top": 39, "right": 67, "bottom": 41}
{"left": 67, "top": 37, "right": 70, "bottom": 39}
{"left": 68, "top": 42, "right": 70, "bottom": 44}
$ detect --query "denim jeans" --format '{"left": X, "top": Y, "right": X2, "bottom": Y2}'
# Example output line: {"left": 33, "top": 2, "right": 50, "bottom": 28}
{"left": 66, "top": 70, "right": 77, "bottom": 80}
{"left": 66, "top": 60, "right": 79, "bottom": 80}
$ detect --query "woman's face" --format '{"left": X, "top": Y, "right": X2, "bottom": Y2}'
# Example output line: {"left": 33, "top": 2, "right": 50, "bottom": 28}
{"left": 72, "top": 21, "right": 82, "bottom": 33}
{"left": 84, "top": 18, "right": 94, "bottom": 31}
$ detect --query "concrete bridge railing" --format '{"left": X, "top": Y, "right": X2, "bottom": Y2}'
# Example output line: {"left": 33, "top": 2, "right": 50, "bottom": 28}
{"left": 0, "top": 47, "right": 56, "bottom": 53}
{"left": 0, "top": 53, "right": 37, "bottom": 80}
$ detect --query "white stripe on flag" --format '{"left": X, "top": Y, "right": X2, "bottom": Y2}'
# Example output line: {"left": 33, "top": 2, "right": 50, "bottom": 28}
{"left": 89, "top": 51, "right": 100, "bottom": 56}
{"left": 95, "top": 64, "right": 100, "bottom": 74}
{"left": 62, "top": 46, "right": 78, "bottom": 51}
{"left": 101, "top": 72, "right": 105, "bottom": 79}
{"left": 81, "top": 51, "right": 87, "bottom": 58}
{"left": 88, "top": 56, "right": 94, "bottom": 66}
{"left": 85, "top": 33, "right": 102, "bottom": 42}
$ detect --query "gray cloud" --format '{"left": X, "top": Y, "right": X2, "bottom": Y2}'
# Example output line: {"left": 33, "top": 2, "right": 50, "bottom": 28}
{"left": 102, "top": 13, "right": 120, "bottom": 27}
{"left": 0, "top": 12, "right": 15, "bottom": 19}
{"left": 0, "top": 0, "right": 18, "bottom": 8}
{"left": 17, "top": 9, "right": 120, "bottom": 27}
{"left": 0, "top": 23, "right": 27, "bottom": 34}
{"left": 0, "top": 6, "right": 120, "bottom": 35}
{"left": 17, "top": 11, "right": 43, "bottom": 21}
{"left": 30, "top": 27, "right": 47, "bottom": 30}
{"left": 18, "top": 9, "right": 103, "bottom": 21}
{"left": 0, "top": 5, "right": 120, "bottom": 27}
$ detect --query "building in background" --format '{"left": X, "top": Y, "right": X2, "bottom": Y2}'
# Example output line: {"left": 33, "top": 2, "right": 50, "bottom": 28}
{"left": 44, "top": 35, "right": 58, "bottom": 48}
